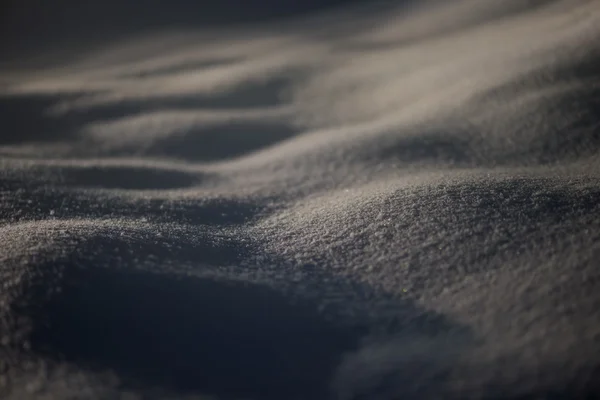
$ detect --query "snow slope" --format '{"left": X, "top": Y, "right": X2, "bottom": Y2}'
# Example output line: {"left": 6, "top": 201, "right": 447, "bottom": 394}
{"left": 1, "top": 0, "right": 600, "bottom": 398}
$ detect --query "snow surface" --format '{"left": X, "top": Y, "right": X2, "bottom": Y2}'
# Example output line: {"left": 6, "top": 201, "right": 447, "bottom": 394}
{"left": 1, "top": 0, "right": 600, "bottom": 399}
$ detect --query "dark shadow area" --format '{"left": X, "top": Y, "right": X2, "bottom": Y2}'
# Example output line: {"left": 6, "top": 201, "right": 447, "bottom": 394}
{"left": 25, "top": 264, "right": 360, "bottom": 399}
{"left": 0, "top": 178, "right": 271, "bottom": 226}
{"left": 144, "top": 120, "right": 300, "bottom": 161}
{"left": 468, "top": 367, "right": 600, "bottom": 400}
{"left": 59, "top": 165, "right": 202, "bottom": 190}
{"left": 87, "top": 75, "right": 292, "bottom": 113}
{"left": 0, "top": 0, "right": 382, "bottom": 62}
{"left": 0, "top": 95, "right": 84, "bottom": 144}
{"left": 50, "top": 76, "right": 293, "bottom": 123}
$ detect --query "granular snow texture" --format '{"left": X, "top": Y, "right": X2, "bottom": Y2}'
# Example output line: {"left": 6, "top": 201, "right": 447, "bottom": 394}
{"left": 1, "top": 1, "right": 600, "bottom": 399}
